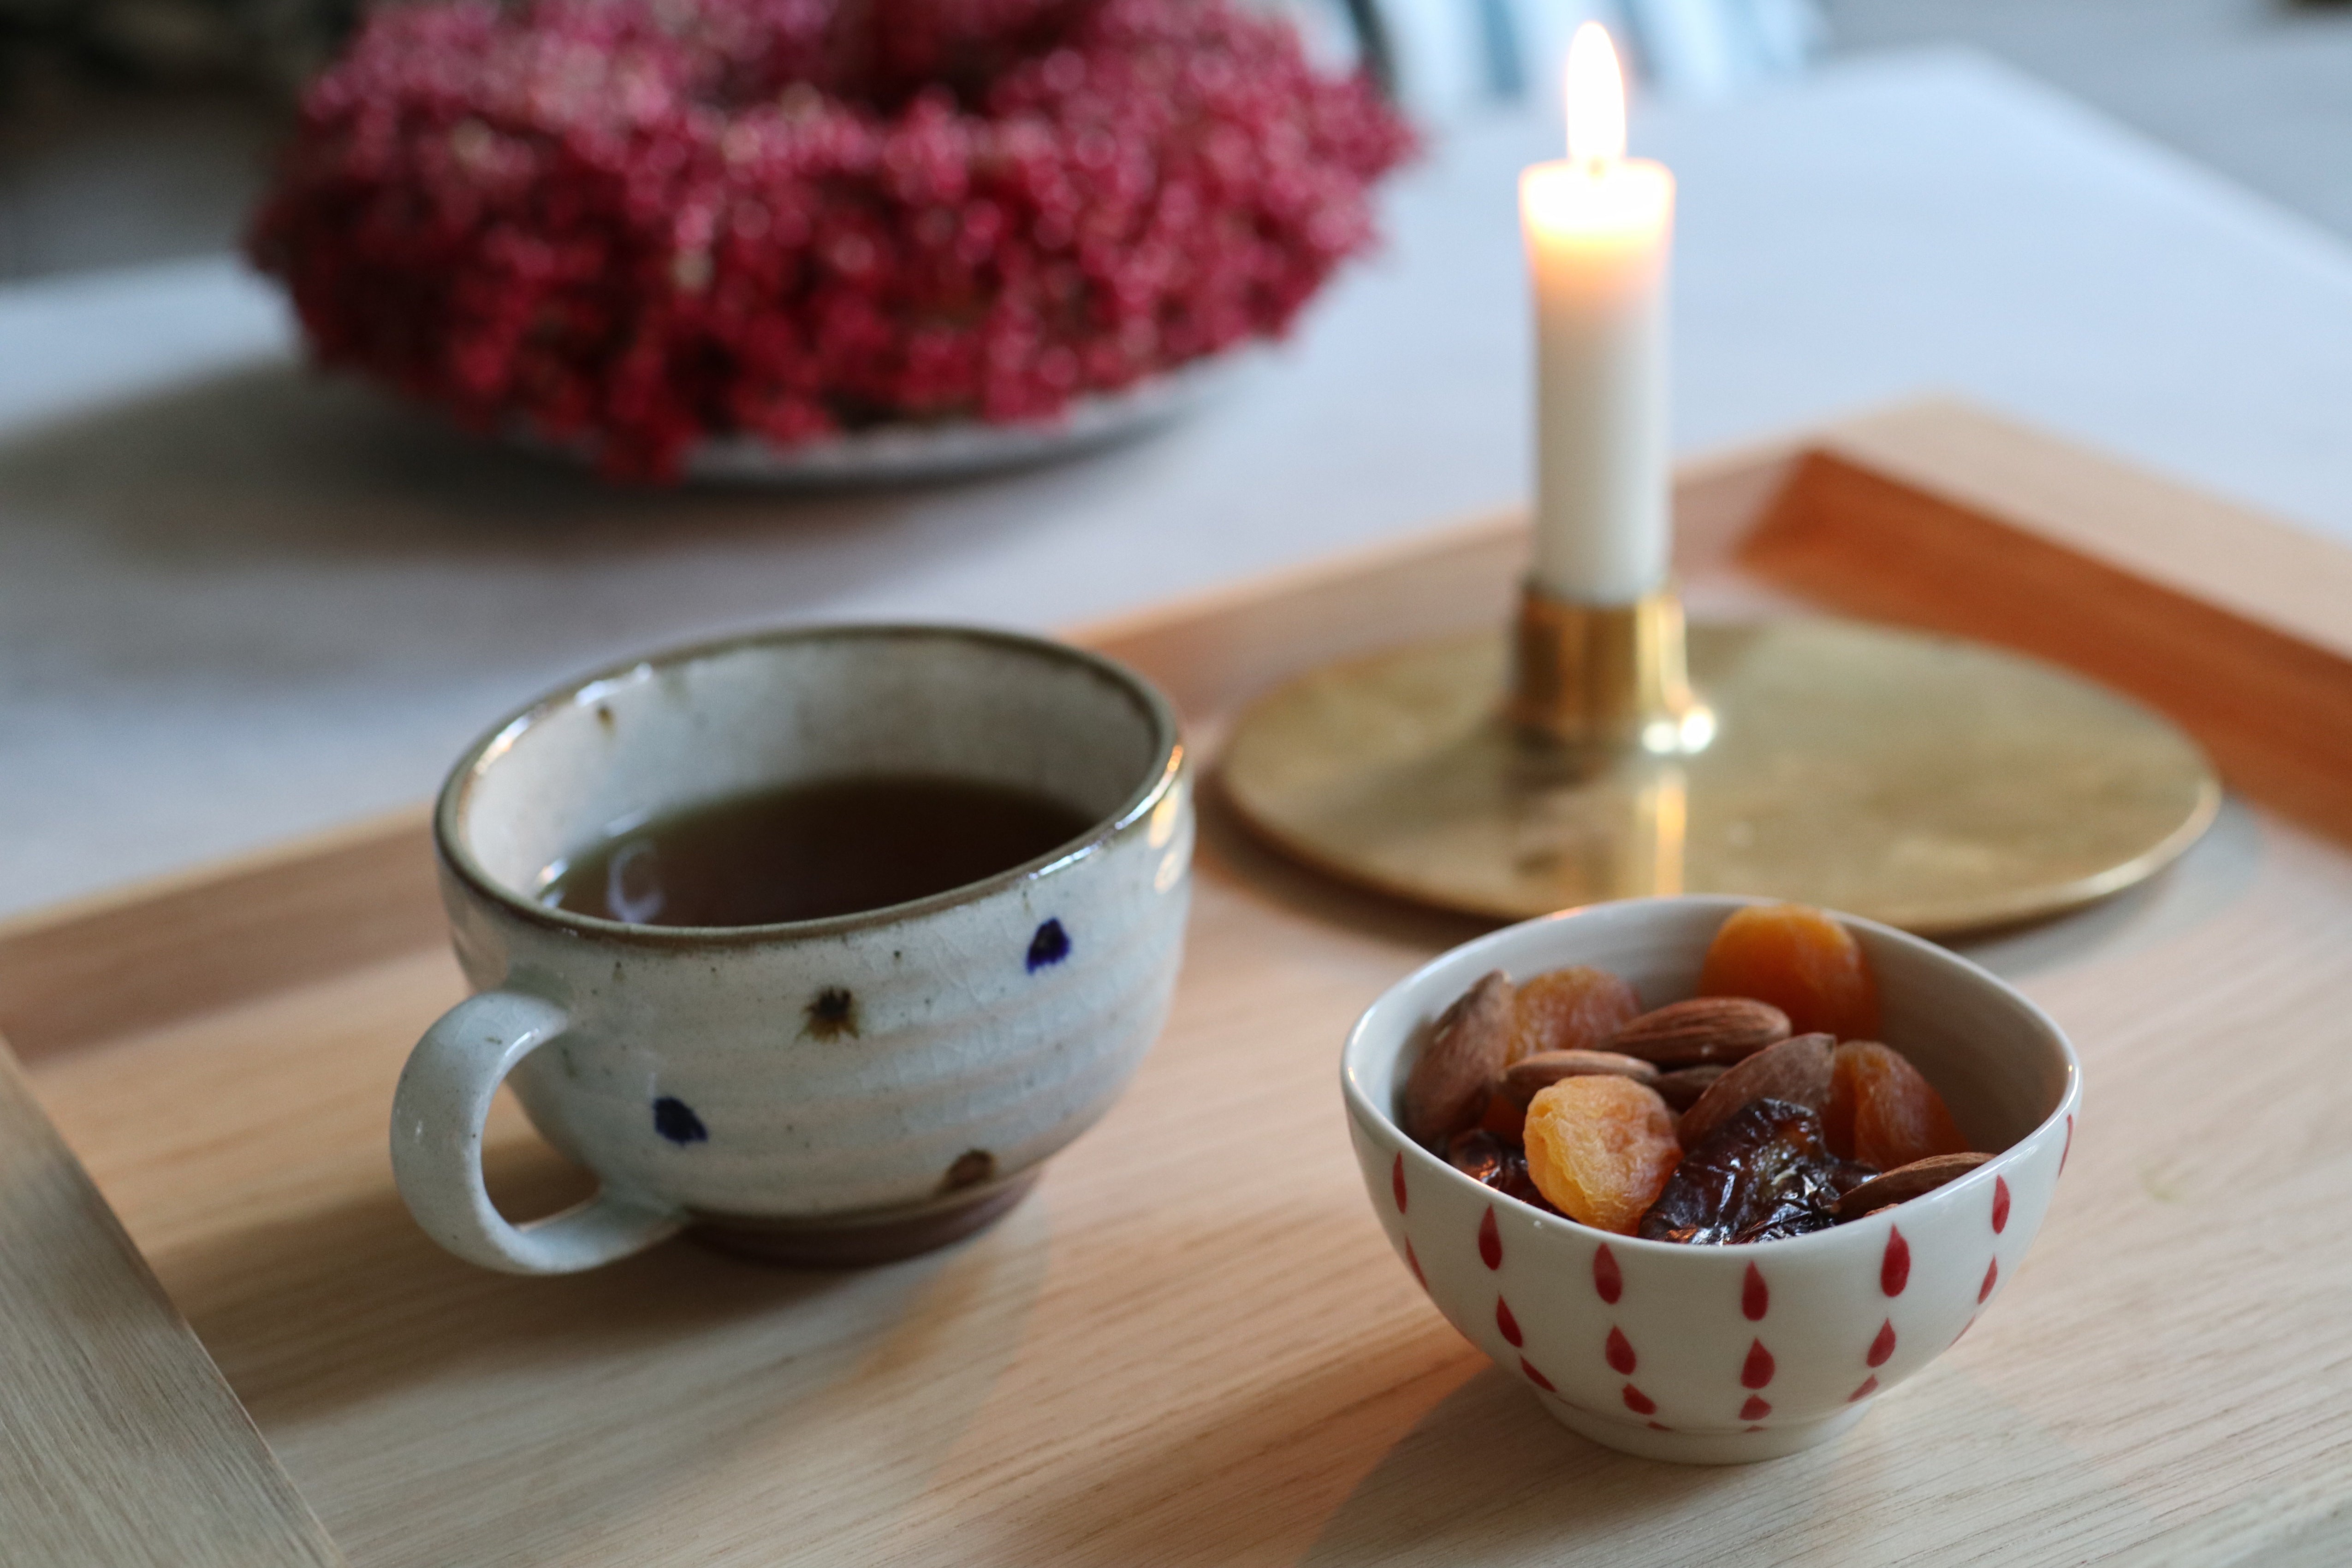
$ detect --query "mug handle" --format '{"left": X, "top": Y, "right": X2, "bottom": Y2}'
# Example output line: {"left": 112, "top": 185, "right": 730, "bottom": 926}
{"left": 391, "top": 990, "right": 683, "bottom": 1274}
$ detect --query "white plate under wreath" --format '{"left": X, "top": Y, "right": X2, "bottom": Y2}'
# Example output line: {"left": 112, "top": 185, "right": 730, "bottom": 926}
{"left": 665, "top": 348, "right": 1252, "bottom": 486}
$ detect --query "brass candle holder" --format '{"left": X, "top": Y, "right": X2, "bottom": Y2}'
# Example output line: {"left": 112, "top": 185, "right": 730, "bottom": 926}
{"left": 1221, "top": 582, "right": 2219, "bottom": 936}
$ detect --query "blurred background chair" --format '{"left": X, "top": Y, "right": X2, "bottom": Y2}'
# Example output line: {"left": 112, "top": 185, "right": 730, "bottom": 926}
{"left": 8, "top": 0, "right": 2352, "bottom": 280}
{"left": 1257, "top": 0, "right": 1823, "bottom": 123}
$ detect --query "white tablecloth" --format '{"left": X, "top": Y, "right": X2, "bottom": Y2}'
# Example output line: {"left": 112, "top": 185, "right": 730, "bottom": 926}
{"left": 6, "top": 48, "right": 2352, "bottom": 917}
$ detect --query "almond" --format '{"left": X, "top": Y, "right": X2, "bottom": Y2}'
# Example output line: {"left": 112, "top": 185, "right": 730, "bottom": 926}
{"left": 1604, "top": 997, "right": 1790, "bottom": 1066}
{"left": 1500, "top": 1049, "right": 1659, "bottom": 1107}
{"left": 1834, "top": 1152, "right": 1991, "bottom": 1222}
{"left": 1651, "top": 1063, "right": 1727, "bottom": 1113}
{"left": 1402, "top": 972, "right": 1516, "bottom": 1148}
{"left": 1675, "top": 1032, "right": 1834, "bottom": 1151}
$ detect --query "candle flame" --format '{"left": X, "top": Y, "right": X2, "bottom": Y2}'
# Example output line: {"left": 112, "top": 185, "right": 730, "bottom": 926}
{"left": 1565, "top": 23, "right": 1626, "bottom": 165}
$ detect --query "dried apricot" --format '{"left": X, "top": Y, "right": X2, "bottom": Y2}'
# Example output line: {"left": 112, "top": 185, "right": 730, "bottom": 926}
{"left": 1522, "top": 1075, "right": 1681, "bottom": 1235}
{"left": 1823, "top": 1040, "right": 1967, "bottom": 1169}
{"left": 1512, "top": 965, "right": 1642, "bottom": 1062}
{"left": 1696, "top": 903, "right": 1880, "bottom": 1040}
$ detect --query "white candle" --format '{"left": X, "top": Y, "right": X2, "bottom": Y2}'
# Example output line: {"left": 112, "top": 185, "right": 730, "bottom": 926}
{"left": 1521, "top": 24, "right": 1674, "bottom": 605}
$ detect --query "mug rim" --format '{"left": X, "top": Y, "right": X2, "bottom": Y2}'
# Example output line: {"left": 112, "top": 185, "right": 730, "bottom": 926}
{"left": 1341, "top": 892, "right": 2083, "bottom": 1259}
{"left": 434, "top": 621, "right": 1185, "bottom": 947}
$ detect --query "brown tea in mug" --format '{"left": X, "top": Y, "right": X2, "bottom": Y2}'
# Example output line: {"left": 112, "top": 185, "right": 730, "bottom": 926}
{"left": 539, "top": 776, "right": 1096, "bottom": 927}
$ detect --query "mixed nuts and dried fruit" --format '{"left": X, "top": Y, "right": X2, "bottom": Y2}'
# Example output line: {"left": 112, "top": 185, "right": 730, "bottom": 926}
{"left": 1402, "top": 903, "right": 1993, "bottom": 1243}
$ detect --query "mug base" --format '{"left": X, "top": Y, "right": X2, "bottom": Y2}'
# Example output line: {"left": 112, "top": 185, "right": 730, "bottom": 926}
{"left": 1535, "top": 1390, "right": 1871, "bottom": 1464}
{"left": 686, "top": 1170, "right": 1039, "bottom": 1268}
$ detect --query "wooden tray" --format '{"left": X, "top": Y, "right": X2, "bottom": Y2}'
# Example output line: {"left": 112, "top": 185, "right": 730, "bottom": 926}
{"left": 6, "top": 401, "right": 2351, "bottom": 1566}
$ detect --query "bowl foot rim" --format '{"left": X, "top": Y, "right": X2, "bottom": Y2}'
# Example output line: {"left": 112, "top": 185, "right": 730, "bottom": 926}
{"left": 1535, "top": 1389, "right": 1871, "bottom": 1464}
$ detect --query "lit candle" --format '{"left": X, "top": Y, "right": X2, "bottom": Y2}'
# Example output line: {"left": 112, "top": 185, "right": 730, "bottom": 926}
{"left": 1520, "top": 24, "right": 1674, "bottom": 605}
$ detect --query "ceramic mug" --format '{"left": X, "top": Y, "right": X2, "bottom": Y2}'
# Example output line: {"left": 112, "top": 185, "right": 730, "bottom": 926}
{"left": 1344, "top": 895, "right": 2079, "bottom": 1463}
{"left": 391, "top": 624, "right": 1192, "bottom": 1274}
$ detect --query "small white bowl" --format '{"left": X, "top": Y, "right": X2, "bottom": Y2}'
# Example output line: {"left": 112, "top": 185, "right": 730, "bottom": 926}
{"left": 1341, "top": 895, "right": 2079, "bottom": 1464}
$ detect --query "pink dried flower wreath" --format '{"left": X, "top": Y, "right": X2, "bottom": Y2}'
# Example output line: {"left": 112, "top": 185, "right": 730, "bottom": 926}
{"left": 249, "top": 0, "right": 1413, "bottom": 480}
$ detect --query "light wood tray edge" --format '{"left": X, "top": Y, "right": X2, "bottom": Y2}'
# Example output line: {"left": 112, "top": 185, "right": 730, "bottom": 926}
{"left": 0, "top": 1036, "right": 349, "bottom": 1567}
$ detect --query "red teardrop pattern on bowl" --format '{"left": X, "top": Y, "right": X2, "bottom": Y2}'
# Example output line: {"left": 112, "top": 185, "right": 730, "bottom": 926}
{"left": 1882, "top": 1227, "right": 1911, "bottom": 1296}
{"left": 1992, "top": 1175, "right": 2011, "bottom": 1233}
{"left": 1593, "top": 1244, "right": 1622, "bottom": 1304}
{"left": 1392, "top": 1152, "right": 1408, "bottom": 1213}
{"left": 1422, "top": 1147, "right": 1992, "bottom": 1429}
{"left": 2061, "top": 1113, "right": 2073, "bottom": 1174}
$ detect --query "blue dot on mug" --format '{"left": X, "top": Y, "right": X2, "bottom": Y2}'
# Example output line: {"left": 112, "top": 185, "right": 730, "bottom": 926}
{"left": 653, "top": 1095, "right": 709, "bottom": 1145}
{"left": 1027, "top": 918, "right": 1071, "bottom": 972}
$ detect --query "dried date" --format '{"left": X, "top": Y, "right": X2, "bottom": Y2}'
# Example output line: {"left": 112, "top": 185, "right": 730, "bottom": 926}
{"left": 1445, "top": 1129, "right": 1560, "bottom": 1214}
{"left": 1638, "top": 1098, "right": 1847, "bottom": 1245}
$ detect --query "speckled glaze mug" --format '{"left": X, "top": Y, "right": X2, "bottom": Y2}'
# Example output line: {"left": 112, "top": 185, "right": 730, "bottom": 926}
{"left": 392, "top": 625, "right": 1192, "bottom": 1275}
